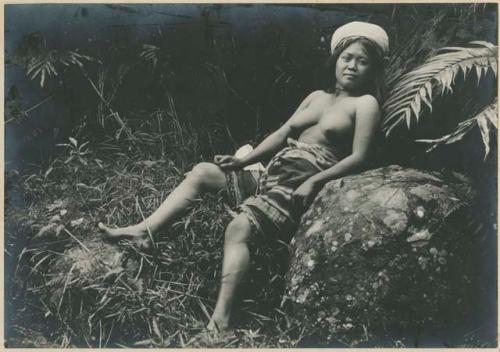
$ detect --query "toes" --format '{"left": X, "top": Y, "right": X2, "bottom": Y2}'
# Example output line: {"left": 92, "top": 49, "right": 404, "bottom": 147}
{"left": 135, "top": 238, "right": 151, "bottom": 250}
{"left": 137, "top": 234, "right": 154, "bottom": 250}
{"left": 98, "top": 223, "right": 118, "bottom": 239}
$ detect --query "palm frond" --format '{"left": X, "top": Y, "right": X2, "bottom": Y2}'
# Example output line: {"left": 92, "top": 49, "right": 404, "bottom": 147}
{"left": 383, "top": 41, "right": 497, "bottom": 137}
{"left": 416, "top": 99, "right": 498, "bottom": 159}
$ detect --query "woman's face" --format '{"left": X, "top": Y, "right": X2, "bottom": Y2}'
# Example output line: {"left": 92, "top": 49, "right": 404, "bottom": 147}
{"left": 335, "top": 41, "right": 373, "bottom": 92}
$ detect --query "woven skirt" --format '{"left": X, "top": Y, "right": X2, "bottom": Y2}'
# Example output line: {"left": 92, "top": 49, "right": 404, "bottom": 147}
{"left": 225, "top": 138, "right": 339, "bottom": 242}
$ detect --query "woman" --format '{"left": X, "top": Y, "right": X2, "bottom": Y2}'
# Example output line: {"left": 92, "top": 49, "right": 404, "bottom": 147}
{"left": 99, "top": 21, "right": 389, "bottom": 333}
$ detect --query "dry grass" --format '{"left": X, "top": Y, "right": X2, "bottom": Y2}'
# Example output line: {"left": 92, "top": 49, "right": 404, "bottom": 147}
{"left": 6, "top": 120, "right": 496, "bottom": 348}
{"left": 5, "top": 113, "right": 305, "bottom": 348}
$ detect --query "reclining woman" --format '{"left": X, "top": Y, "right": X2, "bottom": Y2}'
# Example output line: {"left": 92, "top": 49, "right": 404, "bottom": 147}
{"left": 99, "top": 21, "right": 389, "bottom": 333}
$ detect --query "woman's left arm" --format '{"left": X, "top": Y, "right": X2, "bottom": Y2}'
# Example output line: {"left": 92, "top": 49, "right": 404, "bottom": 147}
{"left": 293, "top": 95, "right": 381, "bottom": 208}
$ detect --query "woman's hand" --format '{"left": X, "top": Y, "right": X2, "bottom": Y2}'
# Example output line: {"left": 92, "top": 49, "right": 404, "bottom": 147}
{"left": 214, "top": 155, "right": 243, "bottom": 171}
{"left": 292, "top": 179, "right": 322, "bottom": 209}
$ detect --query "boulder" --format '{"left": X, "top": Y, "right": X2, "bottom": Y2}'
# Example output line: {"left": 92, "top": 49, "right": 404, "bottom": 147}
{"left": 285, "top": 165, "right": 478, "bottom": 345}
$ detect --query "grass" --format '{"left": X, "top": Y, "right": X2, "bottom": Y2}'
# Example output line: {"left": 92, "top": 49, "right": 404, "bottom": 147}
{"left": 5, "top": 5, "right": 496, "bottom": 346}
{"left": 5, "top": 107, "right": 496, "bottom": 348}
{"left": 5, "top": 111, "right": 307, "bottom": 348}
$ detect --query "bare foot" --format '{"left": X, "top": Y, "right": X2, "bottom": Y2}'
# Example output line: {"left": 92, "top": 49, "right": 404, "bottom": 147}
{"left": 98, "top": 222, "right": 152, "bottom": 249}
{"left": 207, "top": 317, "right": 229, "bottom": 333}
{"left": 189, "top": 325, "right": 236, "bottom": 347}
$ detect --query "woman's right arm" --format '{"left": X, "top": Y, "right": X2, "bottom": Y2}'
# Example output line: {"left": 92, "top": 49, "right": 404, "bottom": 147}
{"left": 215, "top": 90, "right": 323, "bottom": 170}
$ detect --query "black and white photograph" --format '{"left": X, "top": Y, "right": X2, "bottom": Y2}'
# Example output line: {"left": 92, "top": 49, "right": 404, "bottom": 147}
{"left": 4, "top": 2, "right": 498, "bottom": 348}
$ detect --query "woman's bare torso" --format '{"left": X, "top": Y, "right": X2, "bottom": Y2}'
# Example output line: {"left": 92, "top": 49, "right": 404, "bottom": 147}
{"left": 291, "top": 91, "right": 360, "bottom": 159}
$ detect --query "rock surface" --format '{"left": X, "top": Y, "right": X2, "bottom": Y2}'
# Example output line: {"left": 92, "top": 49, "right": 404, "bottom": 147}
{"left": 285, "top": 165, "right": 478, "bottom": 344}
{"left": 42, "top": 239, "right": 141, "bottom": 314}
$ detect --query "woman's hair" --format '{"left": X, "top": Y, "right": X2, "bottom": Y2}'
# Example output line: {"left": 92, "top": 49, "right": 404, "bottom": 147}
{"left": 326, "top": 36, "right": 386, "bottom": 104}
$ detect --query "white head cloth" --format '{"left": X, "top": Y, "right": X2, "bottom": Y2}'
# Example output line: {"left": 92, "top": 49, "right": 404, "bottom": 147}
{"left": 330, "top": 21, "right": 389, "bottom": 55}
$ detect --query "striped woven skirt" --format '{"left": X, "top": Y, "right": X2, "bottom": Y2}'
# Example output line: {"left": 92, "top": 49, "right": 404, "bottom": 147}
{"left": 225, "top": 138, "right": 339, "bottom": 242}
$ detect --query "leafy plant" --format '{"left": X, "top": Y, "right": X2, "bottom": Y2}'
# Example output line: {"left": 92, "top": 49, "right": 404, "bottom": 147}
{"left": 10, "top": 32, "right": 93, "bottom": 88}
{"left": 139, "top": 44, "right": 161, "bottom": 70}
{"left": 382, "top": 41, "right": 497, "bottom": 156}
{"left": 26, "top": 50, "right": 93, "bottom": 88}
{"left": 10, "top": 33, "right": 137, "bottom": 145}
{"left": 52, "top": 137, "right": 92, "bottom": 175}
{"left": 416, "top": 99, "right": 497, "bottom": 159}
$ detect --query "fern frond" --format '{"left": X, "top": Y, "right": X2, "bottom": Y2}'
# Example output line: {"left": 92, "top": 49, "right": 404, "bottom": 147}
{"left": 383, "top": 41, "right": 497, "bottom": 137}
{"left": 416, "top": 99, "right": 498, "bottom": 159}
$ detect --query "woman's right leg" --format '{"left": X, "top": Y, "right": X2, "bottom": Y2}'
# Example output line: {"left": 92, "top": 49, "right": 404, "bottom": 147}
{"left": 98, "top": 162, "right": 227, "bottom": 245}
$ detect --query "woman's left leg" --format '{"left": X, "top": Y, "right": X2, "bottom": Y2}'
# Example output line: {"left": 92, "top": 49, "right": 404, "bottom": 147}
{"left": 207, "top": 214, "right": 253, "bottom": 332}
{"left": 98, "top": 162, "right": 227, "bottom": 248}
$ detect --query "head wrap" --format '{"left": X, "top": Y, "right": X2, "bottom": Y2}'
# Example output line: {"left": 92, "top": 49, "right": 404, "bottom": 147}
{"left": 330, "top": 21, "right": 389, "bottom": 55}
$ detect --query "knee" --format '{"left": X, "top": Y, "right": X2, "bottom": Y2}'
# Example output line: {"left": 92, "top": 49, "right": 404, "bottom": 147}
{"left": 225, "top": 215, "right": 252, "bottom": 244}
{"left": 188, "top": 162, "right": 223, "bottom": 190}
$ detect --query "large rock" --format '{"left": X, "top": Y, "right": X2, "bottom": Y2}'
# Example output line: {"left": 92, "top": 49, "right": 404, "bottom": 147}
{"left": 285, "top": 165, "right": 478, "bottom": 345}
